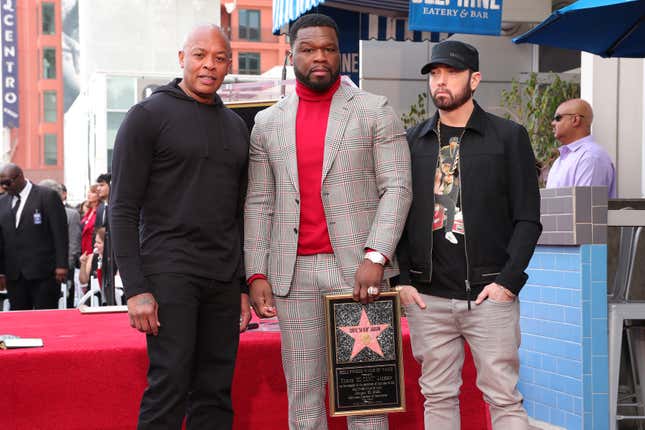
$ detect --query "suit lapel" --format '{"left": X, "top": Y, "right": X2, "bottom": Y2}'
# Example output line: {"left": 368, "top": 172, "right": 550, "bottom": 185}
{"left": 4, "top": 197, "right": 16, "bottom": 238}
{"left": 322, "top": 85, "right": 352, "bottom": 182}
{"left": 17, "top": 186, "right": 36, "bottom": 230}
{"left": 6, "top": 196, "right": 13, "bottom": 221}
{"left": 279, "top": 94, "right": 300, "bottom": 193}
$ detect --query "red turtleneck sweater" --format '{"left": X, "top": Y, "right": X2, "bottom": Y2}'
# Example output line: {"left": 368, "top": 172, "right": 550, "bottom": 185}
{"left": 294, "top": 78, "right": 340, "bottom": 255}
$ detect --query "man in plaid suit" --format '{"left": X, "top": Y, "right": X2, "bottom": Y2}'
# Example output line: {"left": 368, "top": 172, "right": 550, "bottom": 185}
{"left": 244, "top": 13, "right": 411, "bottom": 430}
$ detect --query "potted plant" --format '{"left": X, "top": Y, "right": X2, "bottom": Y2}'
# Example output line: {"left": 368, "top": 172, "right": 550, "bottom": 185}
{"left": 500, "top": 72, "right": 580, "bottom": 185}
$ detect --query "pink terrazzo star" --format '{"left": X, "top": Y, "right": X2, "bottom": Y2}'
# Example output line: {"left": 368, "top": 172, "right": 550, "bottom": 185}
{"left": 339, "top": 308, "right": 390, "bottom": 360}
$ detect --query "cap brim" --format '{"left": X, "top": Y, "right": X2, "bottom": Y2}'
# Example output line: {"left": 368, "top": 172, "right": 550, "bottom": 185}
{"left": 421, "top": 58, "right": 468, "bottom": 75}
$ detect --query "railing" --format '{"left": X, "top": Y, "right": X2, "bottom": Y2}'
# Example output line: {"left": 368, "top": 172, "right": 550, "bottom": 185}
{"left": 221, "top": 26, "right": 289, "bottom": 44}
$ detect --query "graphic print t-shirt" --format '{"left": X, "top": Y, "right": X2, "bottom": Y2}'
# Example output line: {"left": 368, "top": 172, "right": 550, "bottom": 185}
{"left": 428, "top": 123, "right": 469, "bottom": 300}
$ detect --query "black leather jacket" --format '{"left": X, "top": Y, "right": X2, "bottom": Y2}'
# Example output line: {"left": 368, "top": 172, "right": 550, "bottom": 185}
{"left": 396, "top": 101, "right": 542, "bottom": 297}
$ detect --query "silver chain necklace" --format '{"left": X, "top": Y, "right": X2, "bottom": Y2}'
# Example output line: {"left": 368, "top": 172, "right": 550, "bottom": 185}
{"left": 436, "top": 122, "right": 465, "bottom": 175}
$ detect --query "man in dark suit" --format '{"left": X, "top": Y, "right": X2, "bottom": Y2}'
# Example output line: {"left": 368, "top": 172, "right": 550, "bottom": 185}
{"left": 40, "top": 179, "right": 82, "bottom": 308}
{"left": 0, "top": 163, "right": 69, "bottom": 310}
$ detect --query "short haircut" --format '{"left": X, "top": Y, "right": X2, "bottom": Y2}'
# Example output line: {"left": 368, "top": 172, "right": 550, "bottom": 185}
{"left": 288, "top": 13, "right": 340, "bottom": 48}
{"left": 96, "top": 173, "right": 111, "bottom": 184}
{"left": 181, "top": 24, "right": 232, "bottom": 58}
{"left": 38, "top": 179, "right": 64, "bottom": 197}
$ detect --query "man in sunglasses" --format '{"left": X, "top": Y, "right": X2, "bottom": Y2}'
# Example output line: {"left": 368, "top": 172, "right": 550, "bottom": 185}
{"left": 546, "top": 98, "right": 616, "bottom": 197}
{"left": 0, "top": 163, "right": 69, "bottom": 310}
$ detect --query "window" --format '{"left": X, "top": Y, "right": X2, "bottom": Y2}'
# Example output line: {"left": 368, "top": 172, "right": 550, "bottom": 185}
{"left": 106, "top": 111, "right": 127, "bottom": 170}
{"left": 43, "top": 91, "right": 57, "bottom": 123}
{"left": 107, "top": 77, "right": 136, "bottom": 110}
{"left": 43, "top": 48, "right": 56, "bottom": 79}
{"left": 239, "top": 52, "right": 260, "bottom": 75}
{"left": 539, "top": 45, "right": 581, "bottom": 73}
{"left": 239, "top": 9, "right": 260, "bottom": 41}
{"left": 42, "top": 3, "right": 55, "bottom": 34}
{"left": 106, "top": 77, "right": 136, "bottom": 171}
{"left": 44, "top": 134, "right": 57, "bottom": 165}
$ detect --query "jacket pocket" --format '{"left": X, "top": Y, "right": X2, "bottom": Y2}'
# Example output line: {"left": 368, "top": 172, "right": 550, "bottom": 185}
{"left": 471, "top": 265, "right": 502, "bottom": 284}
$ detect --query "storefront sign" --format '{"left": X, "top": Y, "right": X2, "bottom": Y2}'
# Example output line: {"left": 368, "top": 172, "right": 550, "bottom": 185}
{"left": 409, "top": 0, "right": 503, "bottom": 36}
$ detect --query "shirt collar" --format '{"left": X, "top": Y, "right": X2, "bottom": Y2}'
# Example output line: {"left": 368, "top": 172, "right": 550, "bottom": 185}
{"left": 16, "top": 180, "right": 32, "bottom": 201}
{"left": 419, "top": 99, "right": 486, "bottom": 138}
{"left": 560, "top": 135, "right": 593, "bottom": 155}
{"left": 296, "top": 77, "right": 341, "bottom": 102}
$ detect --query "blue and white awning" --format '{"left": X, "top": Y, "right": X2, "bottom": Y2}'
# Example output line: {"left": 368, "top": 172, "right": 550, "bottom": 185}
{"left": 272, "top": 0, "right": 443, "bottom": 42}
{"left": 358, "top": 13, "right": 442, "bottom": 42}
{"left": 273, "top": 0, "right": 325, "bottom": 34}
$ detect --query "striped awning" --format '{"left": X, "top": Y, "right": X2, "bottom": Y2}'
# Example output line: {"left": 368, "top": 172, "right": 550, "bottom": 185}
{"left": 324, "top": 0, "right": 409, "bottom": 16}
{"left": 359, "top": 13, "right": 442, "bottom": 42}
{"left": 273, "top": 0, "right": 325, "bottom": 34}
{"left": 272, "top": 0, "right": 443, "bottom": 42}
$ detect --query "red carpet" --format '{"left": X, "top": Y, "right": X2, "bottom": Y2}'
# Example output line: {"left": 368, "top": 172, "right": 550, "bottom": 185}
{"left": 1, "top": 309, "right": 491, "bottom": 429}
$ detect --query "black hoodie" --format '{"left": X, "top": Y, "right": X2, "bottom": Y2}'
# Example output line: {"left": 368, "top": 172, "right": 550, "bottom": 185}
{"left": 110, "top": 79, "right": 249, "bottom": 299}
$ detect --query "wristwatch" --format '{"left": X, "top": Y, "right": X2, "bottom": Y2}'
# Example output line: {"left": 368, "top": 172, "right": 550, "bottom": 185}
{"left": 364, "top": 251, "right": 386, "bottom": 266}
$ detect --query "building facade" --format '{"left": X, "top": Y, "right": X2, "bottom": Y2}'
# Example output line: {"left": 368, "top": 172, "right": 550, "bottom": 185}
{"left": 4, "top": 0, "right": 64, "bottom": 184}
{"left": 221, "top": 0, "right": 290, "bottom": 75}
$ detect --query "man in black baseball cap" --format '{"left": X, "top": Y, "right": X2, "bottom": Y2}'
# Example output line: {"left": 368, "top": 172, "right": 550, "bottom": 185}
{"left": 396, "top": 38, "right": 540, "bottom": 429}
{"left": 419, "top": 40, "right": 482, "bottom": 113}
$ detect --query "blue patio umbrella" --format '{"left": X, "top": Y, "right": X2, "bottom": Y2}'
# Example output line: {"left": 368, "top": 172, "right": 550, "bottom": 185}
{"left": 513, "top": 0, "right": 645, "bottom": 58}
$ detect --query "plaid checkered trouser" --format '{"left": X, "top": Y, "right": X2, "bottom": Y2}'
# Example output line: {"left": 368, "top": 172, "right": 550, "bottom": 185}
{"left": 274, "top": 253, "right": 389, "bottom": 430}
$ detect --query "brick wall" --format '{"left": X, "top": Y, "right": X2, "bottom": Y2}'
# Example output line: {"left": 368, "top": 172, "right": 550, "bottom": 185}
{"left": 539, "top": 187, "right": 608, "bottom": 245}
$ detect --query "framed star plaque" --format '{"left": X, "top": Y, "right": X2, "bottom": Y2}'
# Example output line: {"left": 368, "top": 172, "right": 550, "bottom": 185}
{"left": 324, "top": 292, "right": 405, "bottom": 416}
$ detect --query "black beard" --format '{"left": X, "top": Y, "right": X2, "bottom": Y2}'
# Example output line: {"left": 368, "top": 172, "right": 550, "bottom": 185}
{"left": 294, "top": 67, "right": 340, "bottom": 92}
{"left": 431, "top": 85, "right": 473, "bottom": 112}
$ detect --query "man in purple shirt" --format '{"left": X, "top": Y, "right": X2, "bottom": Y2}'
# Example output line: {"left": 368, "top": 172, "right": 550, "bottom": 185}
{"left": 546, "top": 98, "right": 616, "bottom": 197}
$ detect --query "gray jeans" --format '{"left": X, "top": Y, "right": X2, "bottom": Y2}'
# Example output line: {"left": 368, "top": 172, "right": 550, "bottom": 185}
{"left": 406, "top": 294, "right": 528, "bottom": 430}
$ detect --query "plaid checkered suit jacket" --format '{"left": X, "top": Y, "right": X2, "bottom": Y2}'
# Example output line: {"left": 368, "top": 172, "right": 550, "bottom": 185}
{"left": 244, "top": 82, "right": 412, "bottom": 297}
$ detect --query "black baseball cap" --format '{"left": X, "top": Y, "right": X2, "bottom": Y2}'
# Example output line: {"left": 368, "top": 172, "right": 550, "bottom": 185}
{"left": 421, "top": 40, "right": 479, "bottom": 75}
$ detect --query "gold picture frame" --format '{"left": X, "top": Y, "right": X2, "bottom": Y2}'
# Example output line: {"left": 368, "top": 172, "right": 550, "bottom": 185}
{"left": 324, "top": 292, "right": 406, "bottom": 416}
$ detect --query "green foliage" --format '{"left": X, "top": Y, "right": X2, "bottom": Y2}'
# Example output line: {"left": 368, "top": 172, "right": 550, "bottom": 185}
{"left": 401, "top": 93, "right": 428, "bottom": 129}
{"left": 500, "top": 72, "right": 580, "bottom": 181}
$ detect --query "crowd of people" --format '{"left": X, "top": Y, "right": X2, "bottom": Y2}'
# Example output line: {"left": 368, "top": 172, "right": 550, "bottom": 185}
{"left": 0, "top": 12, "right": 618, "bottom": 430}
{"left": 0, "top": 170, "right": 113, "bottom": 310}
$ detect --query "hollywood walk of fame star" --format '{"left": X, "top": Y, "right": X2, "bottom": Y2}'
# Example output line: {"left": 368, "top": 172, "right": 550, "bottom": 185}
{"left": 339, "top": 308, "right": 390, "bottom": 360}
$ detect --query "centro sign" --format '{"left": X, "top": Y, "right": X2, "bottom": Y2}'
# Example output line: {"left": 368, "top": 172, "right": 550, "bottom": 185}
{"left": 2, "top": 0, "right": 19, "bottom": 128}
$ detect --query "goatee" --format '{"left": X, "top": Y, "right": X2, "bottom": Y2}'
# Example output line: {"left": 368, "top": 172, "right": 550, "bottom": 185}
{"left": 431, "top": 85, "right": 473, "bottom": 112}
{"left": 295, "top": 67, "right": 340, "bottom": 92}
